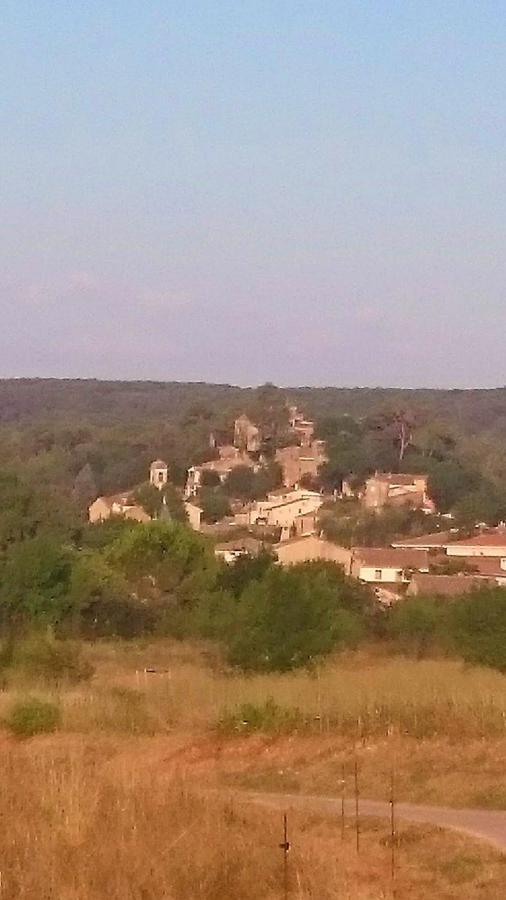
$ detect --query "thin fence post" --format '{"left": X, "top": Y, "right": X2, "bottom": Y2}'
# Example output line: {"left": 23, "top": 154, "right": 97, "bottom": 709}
{"left": 341, "top": 763, "right": 346, "bottom": 841}
{"left": 354, "top": 758, "right": 360, "bottom": 854}
{"left": 390, "top": 769, "right": 396, "bottom": 895}
{"left": 279, "top": 812, "right": 290, "bottom": 899}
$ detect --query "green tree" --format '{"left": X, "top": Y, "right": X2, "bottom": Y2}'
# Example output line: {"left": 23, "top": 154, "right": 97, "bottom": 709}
{"left": 223, "top": 466, "right": 256, "bottom": 499}
{"left": 133, "top": 482, "right": 162, "bottom": 518}
{"left": 0, "top": 536, "right": 75, "bottom": 626}
{"left": 199, "top": 488, "right": 231, "bottom": 523}
{"left": 427, "top": 461, "right": 481, "bottom": 513}
{"left": 450, "top": 588, "right": 506, "bottom": 671}
{"left": 72, "top": 463, "right": 97, "bottom": 511}
{"left": 106, "top": 520, "right": 217, "bottom": 607}
{"left": 223, "top": 563, "right": 367, "bottom": 671}
{"left": 200, "top": 469, "right": 221, "bottom": 488}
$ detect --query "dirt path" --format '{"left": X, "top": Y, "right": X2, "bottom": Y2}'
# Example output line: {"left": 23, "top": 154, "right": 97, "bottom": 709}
{"left": 247, "top": 791, "right": 506, "bottom": 853}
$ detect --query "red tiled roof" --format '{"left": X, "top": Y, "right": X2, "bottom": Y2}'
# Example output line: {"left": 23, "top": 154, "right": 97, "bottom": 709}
{"left": 353, "top": 547, "right": 429, "bottom": 569}
{"left": 449, "top": 532, "right": 506, "bottom": 548}
{"left": 392, "top": 531, "right": 456, "bottom": 548}
{"left": 464, "top": 557, "right": 506, "bottom": 577}
{"left": 370, "top": 473, "right": 427, "bottom": 485}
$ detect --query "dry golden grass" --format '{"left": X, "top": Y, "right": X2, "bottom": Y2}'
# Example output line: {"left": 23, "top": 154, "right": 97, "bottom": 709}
{"left": 60, "top": 640, "right": 506, "bottom": 739}
{"left": 1, "top": 639, "right": 506, "bottom": 808}
{"left": 0, "top": 736, "right": 504, "bottom": 900}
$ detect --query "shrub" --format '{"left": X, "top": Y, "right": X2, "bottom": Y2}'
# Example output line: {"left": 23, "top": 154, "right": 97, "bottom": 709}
{"left": 386, "top": 597, "right": 449, "bottom": 657}
{"left": 223, "top": 563, "right": 367, "bottom": 672}
{"left": 5, "top": 697, "right": 61, "bottom": 737}
{"left": 11, "top": 634, "right": 94, "bottom": 684}
{"left": 217, "top": 698, "right": 304, "bottom": 735}
{"left": 449, "top": 587, "right": 506, "bottom": 671}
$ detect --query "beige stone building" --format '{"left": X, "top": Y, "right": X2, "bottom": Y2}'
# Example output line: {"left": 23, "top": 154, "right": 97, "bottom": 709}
{"left": 214, "top": 536, "right": 263, "bottom": 564}
{"left": 185, "top": 501, "right": 203, "bottom": 532}
{"left": 88, "top": 458, "right": 169, "bottom": 524}
{"left": 247, "top": 487, "right": 323, "bottom": 541}
{"left": 274, "top": 534, "right": 352, "bottom": 569}
{"left": 275, "top": 441, "right": 327, "bottom": 488}
{"left": 445, "top": 531, "right": 506, "bottom": 558}
{"left": 88, "top": 492, "right": 151, "bottom": 524}
{"left": 288, "top": 405, "right": 316, "bottom": 447}
{"left": 363, "top": 473, "right": 434, "bottom": 512}
{"left": 234, "top": 415, "right": 261, "bottom": 453}
{"left": 351, "top": 547, "right": 429, "bottom": 584}
{"left": 149, "top": 459, "right": 168, "bottom": 490}
{"left": 184, "top": 450, "right": 255, "bottom": 498}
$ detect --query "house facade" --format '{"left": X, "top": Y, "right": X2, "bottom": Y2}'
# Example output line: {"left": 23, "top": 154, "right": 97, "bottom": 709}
{"left": 247, "top": 488, "right": 323, "bottom": 541}
{"left": 184, "top": 451, "right": 255, "bottom": 497}
{"left": 351, "top": 547, "right": 429, "bottom": 584}
{"left": 275, "top": 441, "right": 327, "bottom": 488}
{"left": 274, "top": 534, "right": 352, "bottom": 569}
{"left": 446, "top": 532, "right": 506, "bottom": 558}
{"left": 364, "top": 473, "right": 433, "bottom": 512}
{"left": 88, "top": 492, "right": 150, "bottom": 524}
{"left": 234, "top": 415, "right": 261, "bottom": 453}
{"left": 149, "top": 459, "right": 168, "bottom": 490}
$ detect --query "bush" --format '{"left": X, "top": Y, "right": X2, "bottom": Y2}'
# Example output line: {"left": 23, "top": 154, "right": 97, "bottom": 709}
{"left": 386, "top": 597, "right": 449, "bottom": 657}
{"left": 11, "top": 634, "right": 94, "bottom": 684}
{"left": 5, "top": 697, "right": 61, "bottom": 737}
{"left": 218, "top": 698, "right": 304, "bottom": 734}
{"left": 222, "top": 563, "right": 367, "bottom": 672}
{"left": 449, "top": 587, "right": 506, "bottom": 671}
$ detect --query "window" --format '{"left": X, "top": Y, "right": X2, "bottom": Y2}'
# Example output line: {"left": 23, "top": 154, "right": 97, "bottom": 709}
{"left": 374, "top": 569, "right": 382, "bottom": 580}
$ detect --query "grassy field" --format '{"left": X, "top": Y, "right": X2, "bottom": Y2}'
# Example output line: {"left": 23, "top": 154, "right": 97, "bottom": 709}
{"left": 1, "top": 638, "right": 506, "bottom": 897}
{"left": 0, "top": 736, "right": 505, "bottom": 899}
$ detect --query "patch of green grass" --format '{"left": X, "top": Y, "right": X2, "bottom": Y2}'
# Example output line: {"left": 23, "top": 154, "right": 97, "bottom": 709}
{"left": 5, "top": 697, "right": 61, "bottom": 737}
{"left": 11, "top": 635, "right": 94, "bottom": 685}
{"left": 217, "top": 698, "right": 307, "bottom": 735}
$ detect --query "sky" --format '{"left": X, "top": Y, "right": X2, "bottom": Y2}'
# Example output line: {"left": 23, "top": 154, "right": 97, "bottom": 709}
{"left": 1, "top": 1, "right": 506, "bottom": 389}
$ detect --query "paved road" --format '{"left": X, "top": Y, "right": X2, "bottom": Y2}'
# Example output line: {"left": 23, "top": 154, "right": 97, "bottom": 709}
{"left": 247, "top": 791, "right": 506, "bottom": 853}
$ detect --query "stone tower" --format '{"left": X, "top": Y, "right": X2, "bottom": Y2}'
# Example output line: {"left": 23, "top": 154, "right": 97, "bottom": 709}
{"left": 149, "top": 459, "right": 168, "bottom": 490}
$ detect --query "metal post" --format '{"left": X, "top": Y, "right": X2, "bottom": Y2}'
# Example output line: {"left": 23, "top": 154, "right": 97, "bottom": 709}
{"left": 279, "top": 812, "right": 290, "bottom": 899}
{"left": 390, "top": 770, "right": 396, "bottom": 893}
{"left": 354, "top": 759, "right": 360, "bottom": 854}
{"left": 341, "top": 763, "right": 345, "bottom": 841}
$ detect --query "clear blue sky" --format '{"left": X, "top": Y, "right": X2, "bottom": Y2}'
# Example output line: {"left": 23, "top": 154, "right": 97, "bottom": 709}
{"left": 2, "top": 1, "right": 505, "bottom": 387}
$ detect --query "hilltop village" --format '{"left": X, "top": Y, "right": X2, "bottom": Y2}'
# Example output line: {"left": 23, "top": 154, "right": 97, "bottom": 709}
{"left": 87, "top": 404, "right": 506, "bottom": 606}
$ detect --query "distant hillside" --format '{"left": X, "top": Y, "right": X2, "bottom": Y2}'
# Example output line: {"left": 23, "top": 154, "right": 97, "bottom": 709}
{"left": 2, "top": 378, "right": 506, "bottom": 435}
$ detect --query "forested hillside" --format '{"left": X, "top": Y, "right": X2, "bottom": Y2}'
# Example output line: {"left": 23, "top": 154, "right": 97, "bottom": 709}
{"left": 3, "top": 378, "right": 506, "bottom": 432}
{"left": 1, "top": 378, "right": 506, "bottom": 505}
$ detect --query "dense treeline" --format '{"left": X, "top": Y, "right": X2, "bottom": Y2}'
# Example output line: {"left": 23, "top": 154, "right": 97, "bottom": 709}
{"left": 4, "top": 378, "right": 506, "bottom": 433}
{"left": 2, "top": 378, "right": 506, "bottom": 673}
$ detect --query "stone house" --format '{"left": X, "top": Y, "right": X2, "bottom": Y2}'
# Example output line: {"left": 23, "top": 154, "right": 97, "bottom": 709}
{"left": 184, "top": 451, "right": 255, "bottom": 497}
{"left": 247, "top": 488, "right": 323, "bottom": 541}
{"left": 149, "top": 459, "right": 168, "bottom": 490}
{"left": 88, "top": 492, "right": 150, "bottom": 524}
{"left": 445, "top": 531, "right": 506, "bottom": 558}
{"left": 185, "top": 501, "right": 203, "bottom": 532}
{"left": 234, "top": 415, "right": 261, "bottom": 453}
{"left": 351, "top": 547, "right": 429, "bottom": 584}
{"left": 288, "top": 405, "right": 316, "bottom": 447}
{"left": 275, "top": 441, "right": 327, "bottom": 488}
{"left": 274, "top": 534, "right": 352, "bottom": 569}
{"left": 363, "top": 473, "right": 434, "bottom": 512}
